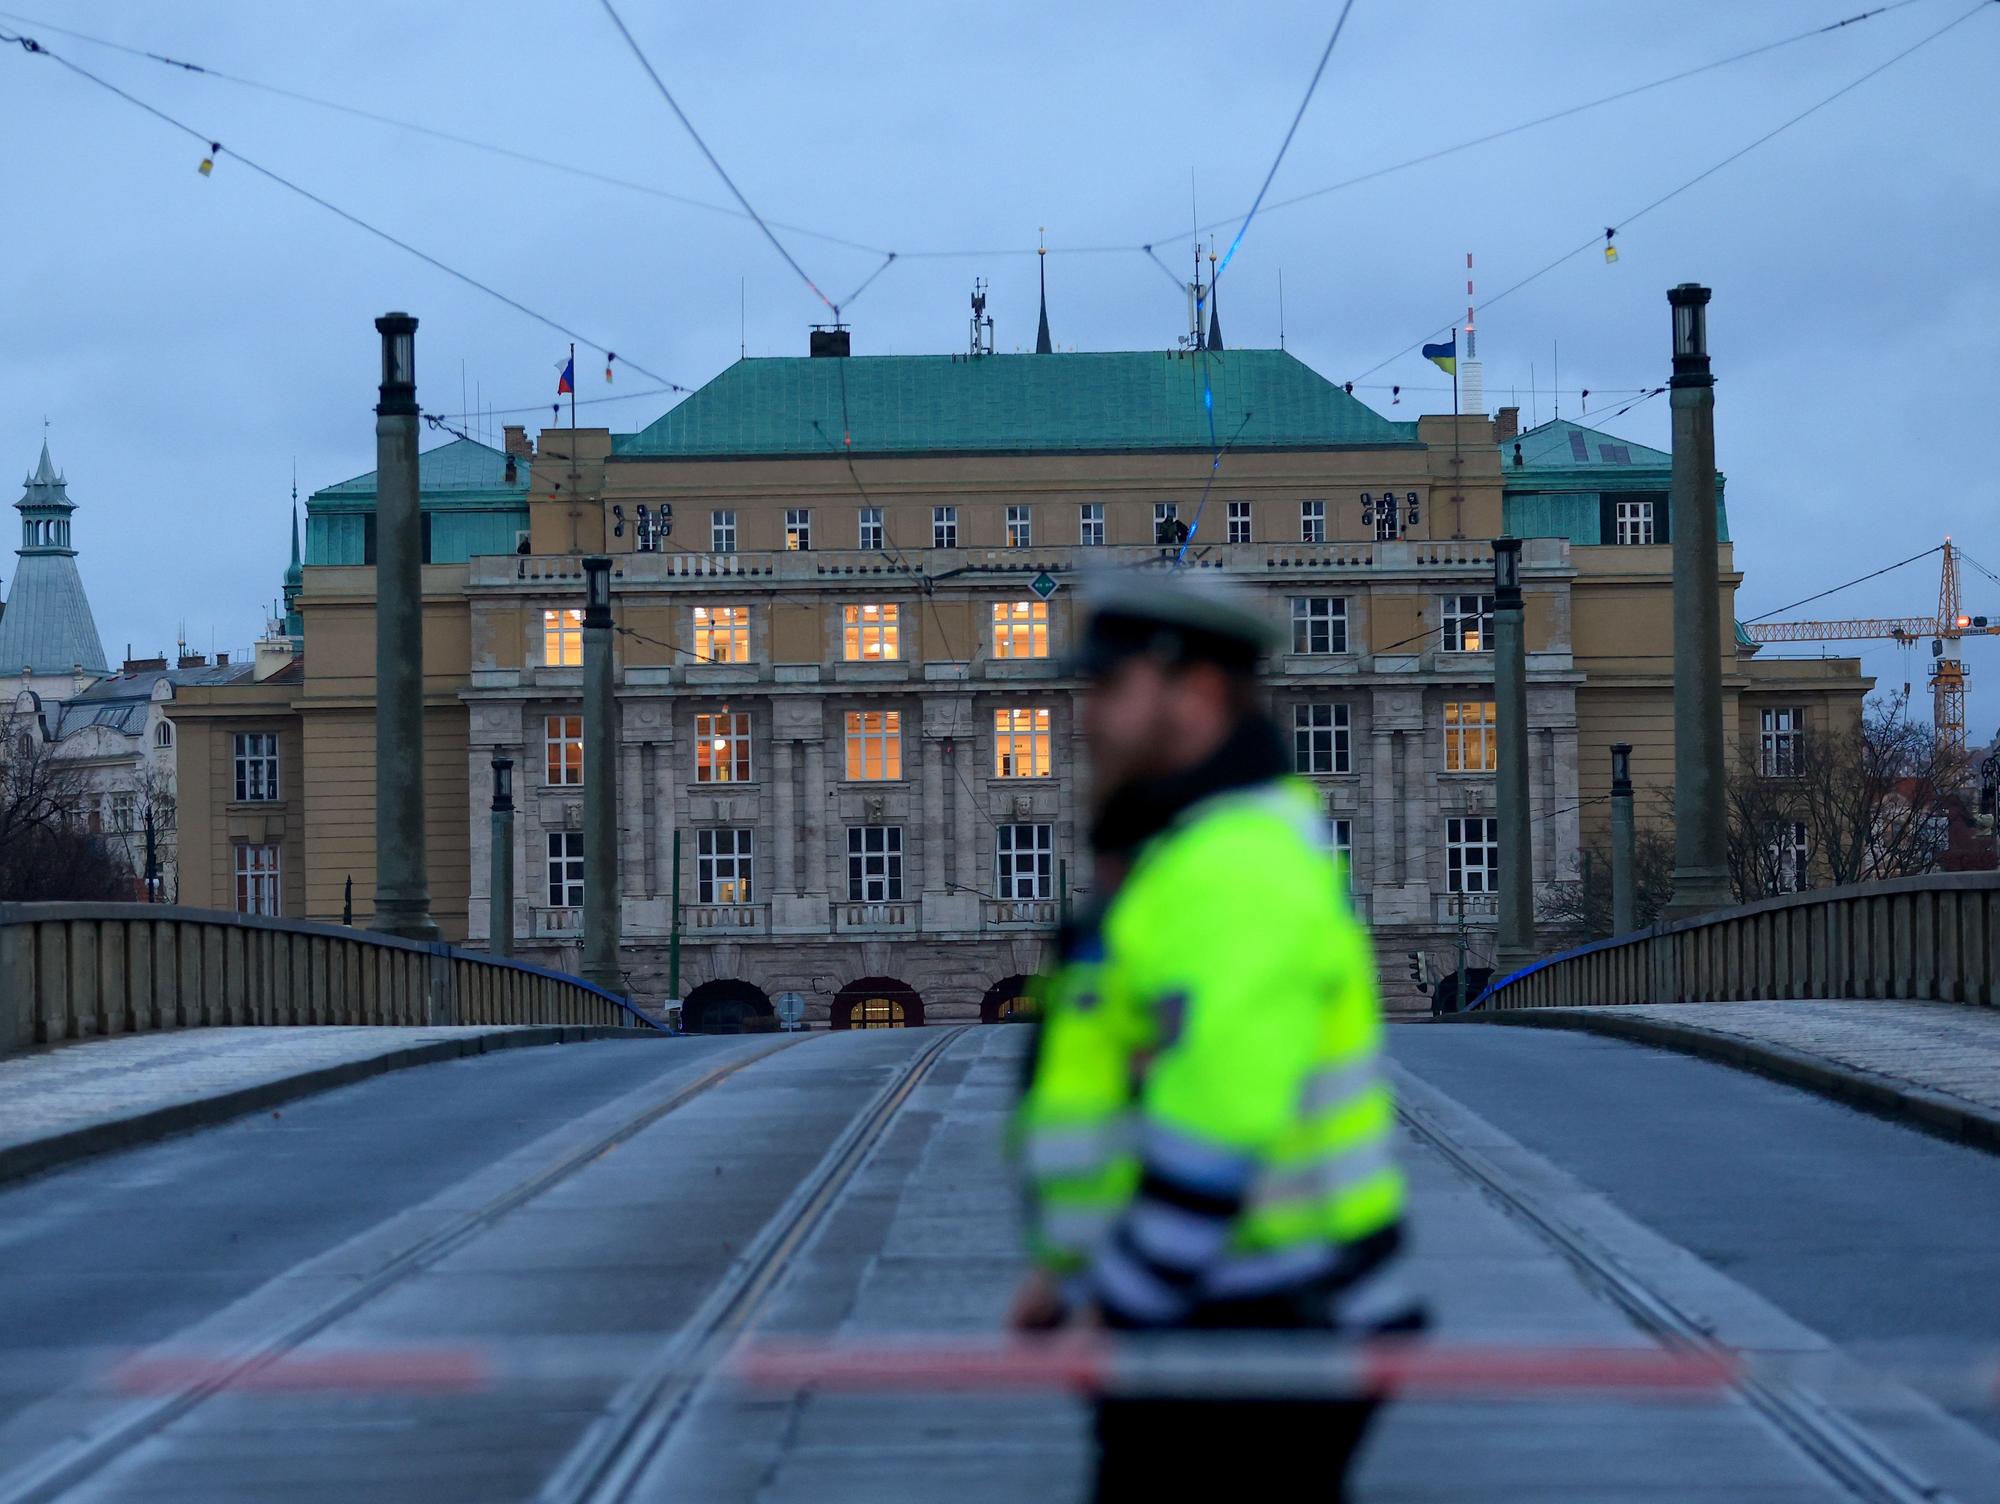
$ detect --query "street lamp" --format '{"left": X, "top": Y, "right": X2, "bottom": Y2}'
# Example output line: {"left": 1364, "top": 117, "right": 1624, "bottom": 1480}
{"left": 490, "top": 755, "right": 515, "bottom": 959}
{"left": 491, "top": 755, "right": 514, "bottom": 812}
{"left": 375, "top": 312, "right": 417, "bottom": 415}
{"left": 1668, "top": 283, "right": 1712, "bottom": 386}
{"left": 582, "top": 555, "right": 613, "bottom": 629}
{"left": 1611, "top": 742, "right": 1633, "bottom": 795}
{"left": 1492, "top": 535, "right": 1522, "bottom": 609}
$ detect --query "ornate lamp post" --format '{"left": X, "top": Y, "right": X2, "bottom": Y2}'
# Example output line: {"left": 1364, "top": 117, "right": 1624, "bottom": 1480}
{"left": 581, "top": 556, "right": 623, "bottom": 993}
{"left": 490, "top": 756, "right": 515, "bottom": 959}
{"left": 1492, "top": 537, "right": 1534, "bottom": 971}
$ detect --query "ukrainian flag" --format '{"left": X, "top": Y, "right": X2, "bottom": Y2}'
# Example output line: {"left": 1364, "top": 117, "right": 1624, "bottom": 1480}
{"left": 1422, "top": 336, "right": 1456, "bottom": 375}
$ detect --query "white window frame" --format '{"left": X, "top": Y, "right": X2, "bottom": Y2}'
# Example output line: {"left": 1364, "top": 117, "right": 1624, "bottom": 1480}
{"left": 1292, "top": 703, "right": 1351, "bottom": 774}
{"left": 111, "top": 791, "right": 135, "bottom": 831}
{"left": 995, "top": 706, "right": 1053, "bottom": 778}
{"left": 1153, "top": 501, "right": 1180, "bottom": 544}
{"left": 993, "top": 600, "right": 1050, "bottom": 660}
{"left": 543, "top": 608, "right": 583, "bottom": 667}
{"left": 696, "top": 827, "right": 754, "bottom": 903}
{"left": 234, "top": 842, "right": 282, "bottom": 916}
{"left": 546, "top": 830, "right": 585, "bottom": 907}
{"left": 842, "top": 603, "right": 901, "bottom": 661}
{"left": 692, "top": 604, "right": 751, "bottom": 665}
{"left": 933, "top": 505, "right": 958, "bottom": 549}
{"left": 1446, "top": 816, "right": 1499, "bottom": 894}
{"left": 997, "top": 822, "right": 1054, "bottom": 900}
{"left": 232, "top": 732, "right": 280, "bottom": 803}
{"left": 1442, "top": 594, "right": 1494, "bottom": 653}
{"left": 711, "top": 509, "right": 737, "bottom": 554}
{"left": 847, "top": 825, "right": 904, "bottom": 902}
{"left": 694, "top": 709, "right": 753, "bottom": 784}
{"left": 785, "top": 507, "right": 811, "bottom": 551}
{"left": 1227, "top": 499, "right": 1252, "bottom": 544}
{"left": 1078, "top": 503, "right": 1104, "bottom": 547}
{"left": 1760, "top": 706, "right": 1806, "bottom": 778}
{"left": 858, "top": 506, "right": 884, "bottom": 552}
{"left": 1330, "top": 817, "right": 1355, "bottom": 890}
{"left": 1615, "top": 499, "right": 1656, "bottom": 545}
{"left": 1289, "top": 596, "right": 1348, "bottom": 656}
{"left": 1301, "top": 498, "right": 1326, "bottom": 544}
{"left": 545, "top": 713, "right": 584, "bottom": 787}
{"left": 1771, "top": 820, "right": 1810, "bottom": 893}
{"left": 155, "top": 721, "right": 174, "bottom": 748}
{"left": 1444, "top": 701, "right": 1498, "bottom": 773}
{"left": 844, "top": 710, "right": 904, "bottom": 781}
{"left": 1006, "top": 505, "right": 1033, "bottom": 549}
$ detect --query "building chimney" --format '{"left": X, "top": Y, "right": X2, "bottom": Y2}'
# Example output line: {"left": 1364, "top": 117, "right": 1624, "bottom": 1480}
{"left": 502, "top": 425, "right": 533, "bottom": 459}
{"left": 215, "top": 652, "right": 230, "bottom": 666}
{"left": 123, "top": 655, "right": 167, "bottom": 673}
{"left": 1496, "top": 406, "right": 1520, "bottom": 444}
{"left": 177, "top": 652, "right": 206, "bottom": 669}
{"left": 809, "top": 327, "right": 851, "bottom": 359}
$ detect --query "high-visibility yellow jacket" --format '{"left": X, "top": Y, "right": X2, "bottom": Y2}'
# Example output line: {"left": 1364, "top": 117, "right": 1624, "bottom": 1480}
{"left": 1016, "top": 777, "right": 1403, "bottom": 1327}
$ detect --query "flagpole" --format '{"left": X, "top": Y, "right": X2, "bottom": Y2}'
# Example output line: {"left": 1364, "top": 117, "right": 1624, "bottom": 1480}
{"left": 569, "top": 342, "right": 577, "bottom": 434}
{"left": 1452, "top": 326, "right": 1459, "bottom": 418}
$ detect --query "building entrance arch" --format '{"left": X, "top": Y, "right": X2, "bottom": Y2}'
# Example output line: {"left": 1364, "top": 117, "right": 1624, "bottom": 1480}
{"left": 681, "top": 978, "right": 774, "bottom": 1034}
{"left": 831, "top": 976, "right": 924, "bottom": 1030}
{"left": 979, "top": 974, "right": 1039, "bottom": 1024}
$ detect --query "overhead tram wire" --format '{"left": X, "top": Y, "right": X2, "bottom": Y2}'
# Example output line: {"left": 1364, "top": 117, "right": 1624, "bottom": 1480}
{"left": 1159, "top": 0, "right": 1941, "bottom": 247}
{"left": 0, "top": 29, "right": 691, "bottom": 395}
{"left": 1740, "top": 545, "right": 1943, "bottom": 625}
{"left": 1347, "top": 0, "right": 1992, "bottom": 387}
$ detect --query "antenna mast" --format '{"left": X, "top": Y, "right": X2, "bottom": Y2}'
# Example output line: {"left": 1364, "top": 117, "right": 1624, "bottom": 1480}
{"left": 969, "top": 278, "right": 994, "bottom": 357}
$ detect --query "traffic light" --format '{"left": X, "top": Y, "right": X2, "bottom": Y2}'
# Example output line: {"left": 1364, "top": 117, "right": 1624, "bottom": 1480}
{"left": 1406, "top": 951, "right": 1431, "bottom": 996}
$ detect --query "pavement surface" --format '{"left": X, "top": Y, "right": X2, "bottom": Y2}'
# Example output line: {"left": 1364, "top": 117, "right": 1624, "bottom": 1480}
{"left": 0, "top": 1025, "right": 660, "bottom": 1184}
{"left": 1, "top": 1023, "right": 1996, "bottom": 1500}
{"left": 1470, "top": 998, "right": 2000, "bottom": 1149}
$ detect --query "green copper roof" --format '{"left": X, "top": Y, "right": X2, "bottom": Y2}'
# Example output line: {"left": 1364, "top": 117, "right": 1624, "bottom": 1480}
{"left": 315, "top": 436, "right": 531, "bottom": 502}
{"left": 1503, "top": 418, "right": 1671, "bottom": 474}
{"left": 614, "top": 349, "right": 1418, "bottom": 458}
{"left": 0, "top": 442, "right": 108, "bottom": 676}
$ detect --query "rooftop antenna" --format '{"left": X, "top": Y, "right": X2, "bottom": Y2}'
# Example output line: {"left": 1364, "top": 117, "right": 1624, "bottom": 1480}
{"left": 740, "top": 277, "right": 747, "bottom": 360}
{"left": 1278, "top": 267, "right": 1286, "bottom": 351}
{"left": 969, "top": 277, "right": 994, "bottom": 357}
{"left": 1553, "top": 340, "right": 1560, "bottom": 421}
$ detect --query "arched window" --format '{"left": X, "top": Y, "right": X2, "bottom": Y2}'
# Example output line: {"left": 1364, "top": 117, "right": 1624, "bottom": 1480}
{"left": 155, "top": 721, "right": 174, "bottom": 748}
{"left": 851, "top": 997, "right": 907, "bottom": 1029}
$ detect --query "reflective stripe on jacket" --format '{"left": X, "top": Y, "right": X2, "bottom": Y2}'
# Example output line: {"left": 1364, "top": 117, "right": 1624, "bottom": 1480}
{"left": 1016, "top": 777, "right": 1401, "bottom": 1325}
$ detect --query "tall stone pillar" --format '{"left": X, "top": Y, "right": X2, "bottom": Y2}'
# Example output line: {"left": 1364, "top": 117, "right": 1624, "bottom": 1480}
{"left": 489, "top": 756, "right": 514, "bottom": 958}
{"left": 1610, "top": 743, "right": 1637, "bottom": 935}
{"left": 581, "top": 556, "right": 623, "bottom": 993}
{"left": 369, "top": 312, "right": 437, "bottom": 940}
{"left": 773, "top": 737, "right": 798, "bottom": 894}
{"left": 1665, "top": 283, "right": 1733, "bottom": 919}
{"left": 1492, "top": 537, "right": 1535, "bottom": 971}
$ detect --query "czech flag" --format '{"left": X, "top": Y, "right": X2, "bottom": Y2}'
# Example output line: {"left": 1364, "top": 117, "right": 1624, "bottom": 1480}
{"left": 1422, "top": 336, "right": 1456, "bottom": 376}
{"left": 557, "top": 357, "right": 575, "bottom": 395}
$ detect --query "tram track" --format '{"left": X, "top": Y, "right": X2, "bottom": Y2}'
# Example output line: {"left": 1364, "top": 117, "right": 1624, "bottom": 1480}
{"left": 0, "top": 1033, "right": 810, "bottom": 1504}
{"left": 537, "top": 1023, "right": 969, "bottom": 1504}
{"left": 1393, "top": 1083, "right": 1948, "bottom": 1504}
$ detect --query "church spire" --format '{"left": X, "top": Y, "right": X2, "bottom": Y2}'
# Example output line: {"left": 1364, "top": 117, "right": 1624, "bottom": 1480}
{"left": 1035, "top": 228, "right": 1053, "bottom": 355}
{"left": 1206, "top": 250, "right": 1223, "bottom": 352}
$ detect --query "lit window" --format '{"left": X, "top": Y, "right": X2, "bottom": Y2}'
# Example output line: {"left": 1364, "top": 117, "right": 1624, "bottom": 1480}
{"left": 1444, "top": 701, "right": 1498, "bottom": 773}
{"left": 1760, "top": 707, "right": 1806, "bottom": 778}
{"left": 847, "top": 826, "right": 904, "bottom": 901}
{"left": 933, "top": 506, "right": 958, "bottom": 549}
{"left": 995, "top": 707, "right": 1052, "bottom": 777}
{"left": 711, "top": 510, "right": 737, "bottom": 553}
{"left": 234, "top": 843, "right": 281, "bottom": 916}
{"left": 232, "top": 732, "right": 280, "bottom": 802}
{"left": 859, "top": 507, "right": 883, "bottom": 551}
{"left": 1006, "top": 505, "right": 1032, "bottom": 548}
{"left": 993, "top": 600, "right": 1050, "bottom": 659}
{"left": 155, "top": 721, "right": 174, "bottom": 748}
{"left": 543, "top": 608, "right": 583, "bottom": 667}
{"left": 844, "top": 710, "right": 904, "bottom": 780}
{"left": 1446, "top": 817, "right": 1499, "bottom": 894}
{"left": 1293, "top": 703, "right": 1351, "bottom": 774}
{"left": 1227, "top": 500, "right": 1252, "bottom": 543}
{"left": 997, "top": 823, "right": 1054, "bottom": 899}
{"left": 695, "top": 709, "right": 752, "bottom": 783}
{"left": 696, "top": 827, "right": 754, "bottom": 903}
{"left": 1615, "top": 499, "right": 1656, "bottom": 545}
{"left": 1301, "top": 499, "right": 1326, "bottom": 544}
{"left": 1079, "top": 503, "right": 1104, "bottom": 547}
{"left": 545, "top": 714, "right": 583, "bottom": 786}
{"left": 547, "top": 831, "right": 584, "bottom": 907}
{"left": 1289, "top": 597, "right": 1347, "bottom": 655}
{"left": 693, "top": 605, "right": 751, "bottom": 664}
{"left": 785, "top": 508, "right": 811, "bottom": 551}
{"left": 1442, "top": 594, "right": 1493, "bottom": 652}
{"left": 843, "top": 603, "right": 900, "bottom": 661}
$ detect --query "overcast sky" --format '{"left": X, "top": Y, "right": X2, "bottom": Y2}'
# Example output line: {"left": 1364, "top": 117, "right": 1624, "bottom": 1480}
{"left": 5, "top": 1, "right": 1997, "bottom": 739}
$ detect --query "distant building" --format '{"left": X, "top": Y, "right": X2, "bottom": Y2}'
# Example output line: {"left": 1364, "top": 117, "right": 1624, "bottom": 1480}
{"left": 0, "top": 440, "right": 110, "bottom": 702}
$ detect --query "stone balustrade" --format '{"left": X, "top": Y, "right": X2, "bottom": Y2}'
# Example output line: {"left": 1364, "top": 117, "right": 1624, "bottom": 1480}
{"left": 0, "top": 903, "right": 658, "bottom": 1059}
{"left": 1478, "top": 873, "right": 2000, "bottom": 1011}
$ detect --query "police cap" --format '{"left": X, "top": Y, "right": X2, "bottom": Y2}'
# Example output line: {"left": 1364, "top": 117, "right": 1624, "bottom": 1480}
{"left": 1072, "top": 568, "right": 1280, "bottom": 679}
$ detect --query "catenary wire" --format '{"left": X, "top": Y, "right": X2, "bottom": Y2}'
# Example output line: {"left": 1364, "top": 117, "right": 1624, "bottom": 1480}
{"left": 1740, "top": 545, "right": 1943, "bottom": 624}
{"left": 0, "top": 28, "right": 691, "bottom": 394}
{"left": 1347, "top": 0, "right": 1989, "bottom": 385}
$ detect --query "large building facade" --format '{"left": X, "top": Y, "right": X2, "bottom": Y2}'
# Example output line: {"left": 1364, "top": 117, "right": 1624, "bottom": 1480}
{"left": 173, "top": 344, "right": 1867, "bottom": 1019}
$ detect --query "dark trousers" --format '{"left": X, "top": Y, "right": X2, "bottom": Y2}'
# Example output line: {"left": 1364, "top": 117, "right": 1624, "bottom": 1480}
{"left": 1091, "top": 1396, "right": 1379, "bottom": 1503}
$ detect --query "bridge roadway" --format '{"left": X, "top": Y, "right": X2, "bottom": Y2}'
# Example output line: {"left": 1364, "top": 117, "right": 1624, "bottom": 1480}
{"left": 0, "top": 1025, "right": 1997, "bottom": 1501}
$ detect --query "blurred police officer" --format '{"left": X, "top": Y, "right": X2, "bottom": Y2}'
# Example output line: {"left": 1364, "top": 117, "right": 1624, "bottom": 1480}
{"left": 1010, "top": 571, "right": 1416, "bottom": 1502}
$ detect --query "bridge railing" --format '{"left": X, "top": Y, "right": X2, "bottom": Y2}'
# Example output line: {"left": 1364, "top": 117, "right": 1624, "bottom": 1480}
{"left": 1476, "top": 872, "right": 2000, "bottom": 1011}
{"left": 0, "top": 903, "right": 662, "bottom": 1058}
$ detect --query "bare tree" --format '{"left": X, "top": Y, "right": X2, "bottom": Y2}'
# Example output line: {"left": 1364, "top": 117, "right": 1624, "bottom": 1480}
{"left": 1541, "top": 822, "right": 1678, "bottom": 939}
{"left": 0, "top": 710, "right": 135, "bottom": 902}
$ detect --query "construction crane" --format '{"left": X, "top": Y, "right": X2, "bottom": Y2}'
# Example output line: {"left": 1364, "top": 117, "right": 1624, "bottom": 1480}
{"left": 1743, "top": 539, "right": 1999, "bottom": 756}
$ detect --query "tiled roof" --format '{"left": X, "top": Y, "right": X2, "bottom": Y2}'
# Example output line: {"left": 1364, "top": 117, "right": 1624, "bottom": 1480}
{"left": 316, "top": 437, "right": 532, "bottom": 500}
{"left": 614, "top": 349, "right": 1419, "bottom": 458}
